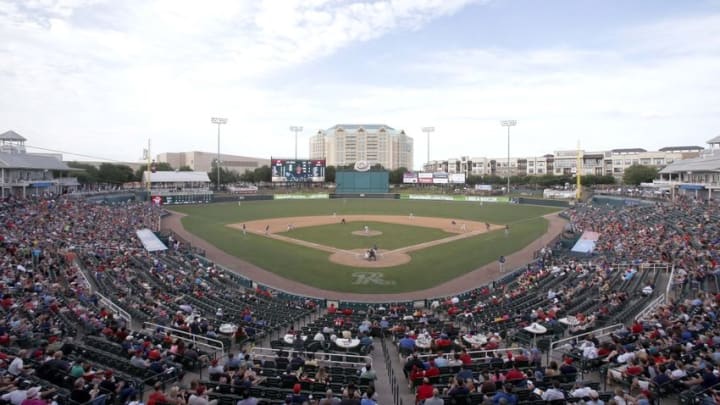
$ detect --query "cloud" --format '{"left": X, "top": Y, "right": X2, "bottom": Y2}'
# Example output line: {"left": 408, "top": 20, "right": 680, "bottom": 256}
{"left": 0, "top": 1, "right": 718, "bottom": 168}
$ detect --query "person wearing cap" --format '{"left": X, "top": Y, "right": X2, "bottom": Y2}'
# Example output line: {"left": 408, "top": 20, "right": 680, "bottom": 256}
{"left": 2, "top": 384, "right": 47, "bottom": 405}
{"left": 359, "top": 364, "right": 377, "bottom": 382}
{"left": 19, "top": 386, "right": 50, "bottom": 405}
{"left": 208, "top": 358, "right": 225, "bottom": 381}
{"left": 288, "top": 384, "right": 307, "bottom": 405}
{"left": 99, "top": 369, "right": 125, "bottom": 398}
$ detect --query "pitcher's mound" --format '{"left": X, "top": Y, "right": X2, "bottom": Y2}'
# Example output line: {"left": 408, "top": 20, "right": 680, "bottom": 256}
{"left": 352, "top": 230, "right": 382, "bottom": 236}
{"left": 329, "top": 249, "right": 410, "bottom": 268}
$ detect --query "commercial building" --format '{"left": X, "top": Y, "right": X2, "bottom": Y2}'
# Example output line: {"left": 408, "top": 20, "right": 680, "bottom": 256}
{"left": 425, "top": 145, "right": 702, "bottom": 180}
{"left": 0, "top": 130, "right": 79, "bottom": 197}
{"left": 655, "top": 137, "right": 720, "bottom": 200}
{"left": 309, "top": 124, "right": 413, "bottom": 170}
{"left": 157, "top": 151, "right": 268, "bottom": 174}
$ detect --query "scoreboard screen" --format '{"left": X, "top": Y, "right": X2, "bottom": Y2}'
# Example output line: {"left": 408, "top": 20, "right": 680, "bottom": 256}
{"left": 271, "top": 159, "right": 326, "bottom": 182}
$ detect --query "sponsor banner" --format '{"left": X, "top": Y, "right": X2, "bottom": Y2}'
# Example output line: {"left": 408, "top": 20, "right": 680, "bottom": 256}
{"left": 475, "top": 184, "right": 493, "bottom": 191}
{"left": 433, "top": 178, "right": 449, "bottom": 184}
{"left": 403, "top": 195, "right": 509, "bottom": 202}
{"left": 418, "top": 172, "right": 433, "bottom": 179}
{"left": 407, "top": 194, "right": 455, "bottom": 201}
{"left": 449, "top": 173, "right": 466, "bottom": 184}
{"left": 274, "top": 193, "right": 329, "bottom": 200}
{"left": 466, "top": 196, "right": 509, "bottom": 202}
{"left": 418, "top": 177, "right": 433, "bottom": 184}
{"left": 403, "top": 172, "right": 418, "bottom": 184}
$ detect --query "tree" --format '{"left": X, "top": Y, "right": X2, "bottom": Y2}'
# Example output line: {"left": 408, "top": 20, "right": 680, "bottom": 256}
{"left": 325, "top": 166, "right": 336, "bottom": 183}
{"left": 207, "top": 161, "right": 240, "bottom": 187}
{"left": 178, "top": 165, "right": 193, "bottom": 171}
{"left": 253, "top": 165, "right": 271, "bottom": 183}
{"left": 389, "top": 167, "right": 408, "bottom": 185}
{"left": 67, "top": 162, "right": 99, "bottom": 184}
{"left": 623, "top": 164, "right": 658, "bottom": 185}
{"left": 97, "top": 163, "right": 135, "bottom": 184}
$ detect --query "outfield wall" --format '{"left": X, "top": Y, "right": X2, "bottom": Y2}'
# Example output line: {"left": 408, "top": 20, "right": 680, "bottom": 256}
{"left": 335, "top": 171, "right": 389, "bottom": 193}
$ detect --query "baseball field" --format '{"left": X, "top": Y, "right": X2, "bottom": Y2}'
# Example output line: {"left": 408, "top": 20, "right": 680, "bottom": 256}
{"left": 168, "top": 199, "right": 562, "bottom": 295}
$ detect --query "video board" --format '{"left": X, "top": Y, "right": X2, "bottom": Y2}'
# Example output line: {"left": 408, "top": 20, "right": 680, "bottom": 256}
{"left": 271, "top": 159, "right": 326, "bottom": 182}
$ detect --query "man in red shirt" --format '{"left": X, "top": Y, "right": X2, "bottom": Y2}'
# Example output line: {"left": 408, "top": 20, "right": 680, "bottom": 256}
{"left": 459, "top": 349, "right": 472, "bottom": 366}
{"left": 147, "top": 382, "right": 167, "bottom": 405}
{"left": 416, "top": 378, "right": 434, "bottom": 403}
{"left": 505, "top": 367, "right": 526, "bottom": 382}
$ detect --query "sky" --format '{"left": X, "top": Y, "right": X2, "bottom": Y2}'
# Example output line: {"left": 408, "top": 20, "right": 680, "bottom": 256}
{"left": 1, "top": 0, "right": 719, "bottom": 169}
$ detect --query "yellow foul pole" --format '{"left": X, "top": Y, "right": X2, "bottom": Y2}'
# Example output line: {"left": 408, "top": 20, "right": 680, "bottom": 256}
{"left": 576, "top": 141, "right": 582, "bottom": 201}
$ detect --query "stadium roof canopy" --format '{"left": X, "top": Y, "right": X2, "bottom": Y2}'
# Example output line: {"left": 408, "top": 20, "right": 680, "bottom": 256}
{"left": 0, "top": 152, "right": 73, "bottom": 170}
{"left": 0, "top": 130, "right": 26, "bottom": 142}
{"left": 659, "top": 152, "right": 720, "bottom": 174}
{"left": 658, "top": 146, "right": 704, "bottom": 152}
{"left": 611, "top": 148, "right": 647, "bottom": 153}
{"left": 142, "top": 171, "right": 210, "bottom": 183}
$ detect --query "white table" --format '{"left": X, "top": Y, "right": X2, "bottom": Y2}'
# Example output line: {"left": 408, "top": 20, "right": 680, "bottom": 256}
{"left": 284, "top": 334, "right": 307, "bottom": 345}
{"left": 523, "top": 323, "right": 548, "bottom": 347}
{"left": 415, "top": 336, "right": 433, "bottom": 350}
{"left": 462, "top": 334, "right": 487, "bottom": 347}
{"left": 559, "top": 317, "right": 580, "bottom": 327}
{"left": 334, "top": 338, "right": 360, "bottom": 349}
{"left": 219, "top": 323, "right": 238, "bottom": 334}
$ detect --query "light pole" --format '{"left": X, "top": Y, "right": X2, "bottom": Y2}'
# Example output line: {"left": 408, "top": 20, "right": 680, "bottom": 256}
{"left": 500, "top": 120, "right": 517, "bottom": 195}
{"left": 290, "top": 126, "right": 303, "bottom": 160}
{"left": 422, "top": 127, "right": 435, "bottom": 169}
{"left": 211, "top": 117, "right": 228, "bottom": 191}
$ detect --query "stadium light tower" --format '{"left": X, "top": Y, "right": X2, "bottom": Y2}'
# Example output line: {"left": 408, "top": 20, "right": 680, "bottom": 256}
{"left": 500, "top": 120, "right": 517, "bottom": 195}
{"left": 422, "top": 127, "right": 435, "bottom": 168}
{"left": 290, "top": 126, "right": 303, "bottom": 160}
{"left": 211, "top": 117, "right": 228, "bottom": 191}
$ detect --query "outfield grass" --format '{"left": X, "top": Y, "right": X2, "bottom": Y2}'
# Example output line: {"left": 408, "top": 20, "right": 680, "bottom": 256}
{"left": 173, "top": 200, "right": 560, "bottom": 294}
{"left": 283, "top": 221, "right": 452, "bottom": 250}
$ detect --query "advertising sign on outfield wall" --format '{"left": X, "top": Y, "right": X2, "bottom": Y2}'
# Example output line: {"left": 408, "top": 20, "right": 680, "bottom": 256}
{"left": 432, "top": 172, "right": 449, "bottom": 184}
{"left": 449, "top": 173, "right": 466, "bottom": 184}
{"left": 404, "top": 195, "right": 509, "bottom": 202}
{"left": 274, "top": 193, "right": 330, "bottom": 200}
{"left": 403, "top": 172, "right": 418, "bottom": 184}
{"left": 475, "top": 184, "right": 493, "bottom": 191}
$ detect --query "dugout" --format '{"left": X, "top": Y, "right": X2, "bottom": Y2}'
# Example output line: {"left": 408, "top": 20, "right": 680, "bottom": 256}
{"left": 335, "top": 171, "right": 389, "bottom": 194}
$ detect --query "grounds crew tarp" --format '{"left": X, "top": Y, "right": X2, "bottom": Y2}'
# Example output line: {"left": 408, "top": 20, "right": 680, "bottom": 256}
{"left": 136, "top": 229, "right": 167, "bottom": 252}
{"left": 571, "top": 231, "right": 600, "bottom": 254}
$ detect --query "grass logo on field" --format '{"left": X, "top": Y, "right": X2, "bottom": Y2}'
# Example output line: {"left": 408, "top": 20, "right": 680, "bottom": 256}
{"left": 351, "top": 272, "right": 395, "bottom": 285}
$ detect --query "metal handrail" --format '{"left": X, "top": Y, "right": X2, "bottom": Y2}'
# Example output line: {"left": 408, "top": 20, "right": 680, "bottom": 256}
{"left": 94, "top": 291, "right": 133, "bottom": 326}
{"left": 411, "top": 346, "right": 531, "bottom": 362}
{"left": 666, "top": 265, "right": 675, "bottom": 303}
{"left": 634, "top": 294, "right": 666, "bottom": 321}
{"left": 250, "top": 346, "right": 371, "bottom": 369}
{"left": 548, "top": 323, "right": 624, "bottom": 362}
{"left": 143, "top": 321, "right": 225, "bottom": 354}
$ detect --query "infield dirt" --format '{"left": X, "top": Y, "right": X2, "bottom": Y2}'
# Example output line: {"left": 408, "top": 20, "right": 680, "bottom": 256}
{"left": 227, "top": 215, "right": 501, "bottom": 268}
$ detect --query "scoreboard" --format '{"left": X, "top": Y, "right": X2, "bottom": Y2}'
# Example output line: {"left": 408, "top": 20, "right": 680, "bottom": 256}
{"left": 271, "top": 159, "right": 326, "bottom": 182}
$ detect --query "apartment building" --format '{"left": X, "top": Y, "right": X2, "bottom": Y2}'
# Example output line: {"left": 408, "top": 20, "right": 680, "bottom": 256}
{"left": 157, "top": 151, "right": 268, "bottom": 174}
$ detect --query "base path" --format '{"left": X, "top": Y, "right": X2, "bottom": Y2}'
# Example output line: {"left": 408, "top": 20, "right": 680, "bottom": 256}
{"left": 162, "top": 212, "right": 567, "bottom": 302}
